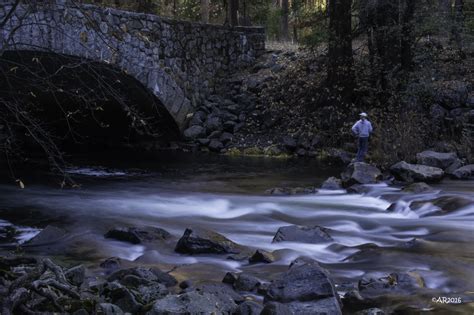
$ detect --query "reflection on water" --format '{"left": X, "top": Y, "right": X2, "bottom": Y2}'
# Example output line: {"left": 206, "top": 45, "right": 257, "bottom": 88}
{"left": 0, "top": 152, "right": 473, "bottom": 311}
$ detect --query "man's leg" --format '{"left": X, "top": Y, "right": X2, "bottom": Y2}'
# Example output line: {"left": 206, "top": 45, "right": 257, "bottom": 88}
{"left": 360, "top": 137, "right": 368, "bottom": 161}
{"left": 356, "top": 137, "right": 363, "bottom": 162}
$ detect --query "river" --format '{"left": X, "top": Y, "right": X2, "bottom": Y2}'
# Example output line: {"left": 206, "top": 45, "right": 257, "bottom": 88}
{"left": 0, "top": 151, "right": 473, "bottom": 313}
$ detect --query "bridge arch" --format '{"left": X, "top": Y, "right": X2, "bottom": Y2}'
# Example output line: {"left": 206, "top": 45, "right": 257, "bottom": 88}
{"left": 0, "top": 1, "right": 265, "bottom": 131}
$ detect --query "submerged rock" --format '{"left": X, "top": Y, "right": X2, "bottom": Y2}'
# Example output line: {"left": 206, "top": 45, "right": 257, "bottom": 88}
{"left": 416, "top": 150, "right": 458, "bottom": 169}
{"left": 341, "top": 162, "right": 382, "bottom": 186}
{"left": 402, "top": 182, "right": 433, "bottom": 193}
{"left": 390, "top": 161, "right": 444, "bottom": 182}
{"left": 175, "top": 228, "right": 242, "bottom": 254}
{"left": 321, "top": 177, "right": 342, "bottom": 190}
{"left": 24, "top": 225, "right": 66, "bottom": 246}
{"left": 272, "top": 225, "right": 333, "bottom": 244}
{"left": 104, "top": 226, "right": 171, "bottom": 244}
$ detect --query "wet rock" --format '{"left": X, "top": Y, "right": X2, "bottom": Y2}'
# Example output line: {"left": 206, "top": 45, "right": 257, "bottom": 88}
{"left": 104, "top": 226, "right": 171, "bottom": 244}
{"left": 24, "top": 225, "right": 66, "bottom": 246}
{"left": 96, "top": 303, "right": 124, "bottom": 315}
{"left": 402, "top": 182, "right": 433, "bottom": 193}
{"left": 233, "top": 273, "right": 261, "bottom": 292}
{"left": 341, "top": 162, "right": 382, "bottom": 186}
{"left": 354, "top": 308, "right": 385, "bottom": 315}
{"left": 265, "top": 258, "right": 340, "bottom": 314}
{"left": 261, "top": 302, "right": 293, "bottom": 315}
{"left": 147, "top": 291, "right": 237, "bottom": 314}
{"left": 183, "top": 125, "right": 205, "bottom": 140}
{"left": 175, "top": 228, "right": 242, "bottom": 254}
{"left": 196, "top": 283, "right": 244, "bottom": 304}
{"left": 108, "top": 267, "right": 177, "bottom": 287}
{"left": 285, "top": 297, "right": 342, "bottom": 315}
{"left": 321, "top": 177, "right": 342, "bottom": 190}
{"left": 136, "top": 282, "right": 169, "bottom": 304}
{"left": 249, "top": 249, "right": 275, "bottom": 264}
{"left": 346, "top": 184, "right": 372, "bottom": 194}
{"left": 445, "top": 158, "right": 464, "bottom": 175}
{"left": 450, "top": 164, "right": 474, "bottom": 179}
{"left": 208, "top": 139, "right": 224, "bottom": 152}
{"left": 416, "top": 150, "right": 458, "bottom": 169}
{"left": 222, "top": 272, "right": 238, "bottom": 285}
{"left": 428, "top": 196, "right": 472, "bottom": 214}
{"left": 265, "top": 187, "right": 292, "bottom": 195}
{"left": 179, "top": 280, "right": 193, "bottom": 290}
{"left": 100, "top": 257, "right": 121, "bottom": 271}
{"left": 237, "top": 300, "right": 263, "bottom": 315}
{"left": 108, "top": 285, "right": 141, "bottom": 313}
{"left": 390, "top": 161, "right": 444, "bottom": 182}
{"left": 273, "top": 225, "right": 333, "bottom": 244}
{"left": 65, "top": 265, "right": 85, "bottom": 286}
{"left": 358, "top": 272, "right": 425, "bottom": 297}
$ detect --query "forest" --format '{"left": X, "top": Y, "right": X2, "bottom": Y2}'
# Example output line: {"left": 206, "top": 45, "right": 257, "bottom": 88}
{"left": 0, "top": 0, "right": 473, "bottom": 314}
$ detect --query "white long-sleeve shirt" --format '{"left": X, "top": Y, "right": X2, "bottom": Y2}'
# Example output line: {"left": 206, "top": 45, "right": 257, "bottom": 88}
{"left": 352, "top": 119, "right": 373, "bottom": 137}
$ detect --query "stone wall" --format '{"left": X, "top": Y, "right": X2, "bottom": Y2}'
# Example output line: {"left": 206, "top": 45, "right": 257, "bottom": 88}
{"left": 0, "top": 0, "right": 265, "bottom": 130}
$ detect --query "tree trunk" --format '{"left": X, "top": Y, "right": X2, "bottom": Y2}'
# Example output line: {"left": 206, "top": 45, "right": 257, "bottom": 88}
{"left": 327, "top": 0, "right": 354, "bottom": 104}
{"left": 281, "top": 0, "right": 290, "bottom": 40}
{"left": 201, "top": 0, "right": 210, "bottom": 23}
{"left": 451, "top": 0, "right": 464, "bottom": 53}
{"left": 228, "top": 0, "right": 239, "bottom": 26}
{"left": 400, "top": 0, "right": 416, "bottom": 70}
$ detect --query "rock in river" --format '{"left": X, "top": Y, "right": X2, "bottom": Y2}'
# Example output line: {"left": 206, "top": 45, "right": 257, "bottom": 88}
{"left": 450, "top": 164, "right": 474, "bottom": 179}
{"left": 341, "top": 162, "right": 382, "bottom": 186}
{"left": 321, "top": 177, "right": 342, "bottom": 190}
{"left": 272, "top": 225, "right": 333, "bottom": 243}
{"left": 105, "top": 226, "right": 171, "bottom": 244}
{"left": 264, "top": 258, "right": 341, "bottom": 315}
{"left": 175, "top": 228, "right": 243, "bottom": 254}
{"left": 390, "top": 161, "right": 444, "bottom": 182}
{"left": 416, "top": 150, "right": 458, "bottom": 169}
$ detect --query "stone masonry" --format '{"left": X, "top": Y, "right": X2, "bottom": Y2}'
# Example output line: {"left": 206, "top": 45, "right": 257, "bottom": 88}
{"left": 0, "top": 0, "right": 265, "bottom": 131}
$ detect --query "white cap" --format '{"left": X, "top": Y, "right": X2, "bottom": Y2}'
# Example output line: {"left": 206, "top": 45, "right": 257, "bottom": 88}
{"left": 359, "top": 112, "right": 368, "bottom": 117}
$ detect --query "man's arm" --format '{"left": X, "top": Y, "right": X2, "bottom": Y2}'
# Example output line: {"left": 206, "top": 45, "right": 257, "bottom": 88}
{"left": 368, "top": 121, "right": 373, "bottom": 133}
{"left": 351, "top": 121, "right": 360, "bottom": 135}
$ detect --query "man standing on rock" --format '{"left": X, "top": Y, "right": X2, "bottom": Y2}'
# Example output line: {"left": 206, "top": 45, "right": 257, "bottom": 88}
{"left": 351, "top": 112, "right": 373, "bottom": 162}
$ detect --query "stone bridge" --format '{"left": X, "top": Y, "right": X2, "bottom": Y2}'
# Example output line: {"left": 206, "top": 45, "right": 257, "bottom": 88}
{"left": 0, "top": 0, "right": 265, "bottom": 131}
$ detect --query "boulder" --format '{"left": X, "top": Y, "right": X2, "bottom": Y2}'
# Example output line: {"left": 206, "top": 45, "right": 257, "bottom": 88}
{"left": 402, "top": 182, "right": 433, "bottom": 193}
{"left": 24, "top": 225, "right": 66, "bottom": 246}
{"left": 233, "top": 273, "right": 261, "bottom": 292}
{"left": 95, "top": 303, "right": 124, "bottom": 315}
{"left": 65, "top": 265, "right": 85, "bottom": 286}
{"left": 104, "top": 226, "right": 170, "bottom": 244}
{"left": 147, "top": 291, "right": 237, "bottom": 315}
{"left": 451, "top": 164, "right": 474, "bottom": 179}
{"left": 445, "top": 158, "right": 464, "bottom": 175}
{"left": 282, "top": 136, "right": 297, "bottom": 151}
{"left": 136, "top": 282, "right": 169, "bottom": 304}
{"left": 222, "top": 272, "right": 238, "bottom": 285}
{"left": 208, "top": 139, "right": 224, "bottom": 152}
{"left": 220, "top": 132, "right": 234, "bottom": 144}
{"left": 108, "top": 285, "right": 142, "bottom": 313}
{"left": 175, "top": 228, "right": 242, "bottom": 254}
{"left": 249, "top": 250, "right": 275, "bottom": 264}
{"left": 195, "top": 283, "right": 244, "bottom": 304}
{"left": 416, "top": 150, "right": 458, "bottom": 169}
{"left": 205, "top": 116, "right": 222, "bottom": 131}
{"left": 273, "top": 225, "right": 333, "bottom": 243}
{"left": 183, "top": 125, "right": 205, "bottom": 140}
{"left": 321, "top": 177, "right": 342, "bottom": 190}
{"left": 341, "top": 162, "right": 382, "bottom": 186}
{"left": 107, "top": 267, "right": 177, "bottom": 287}
{"left": 261, "top": 302, "right": 293, "bottom": 315}
{"left": 390, "top": 161, "right": 444, "bottom": 182}
{"left": 264, "top": 258, "right": 341, "bottom": 314}
{"left": 236, "top": 300, "right": 263, "bottom": 315}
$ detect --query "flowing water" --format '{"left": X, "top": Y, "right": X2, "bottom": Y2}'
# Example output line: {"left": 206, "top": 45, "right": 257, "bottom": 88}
{"left": 0, "top": 152, "right": 473, "bottom": 313}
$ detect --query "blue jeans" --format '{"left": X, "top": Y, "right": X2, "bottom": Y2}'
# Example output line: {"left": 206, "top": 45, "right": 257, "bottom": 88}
{"left": 356, "top": 137, "right": 369, "bottom": 162}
